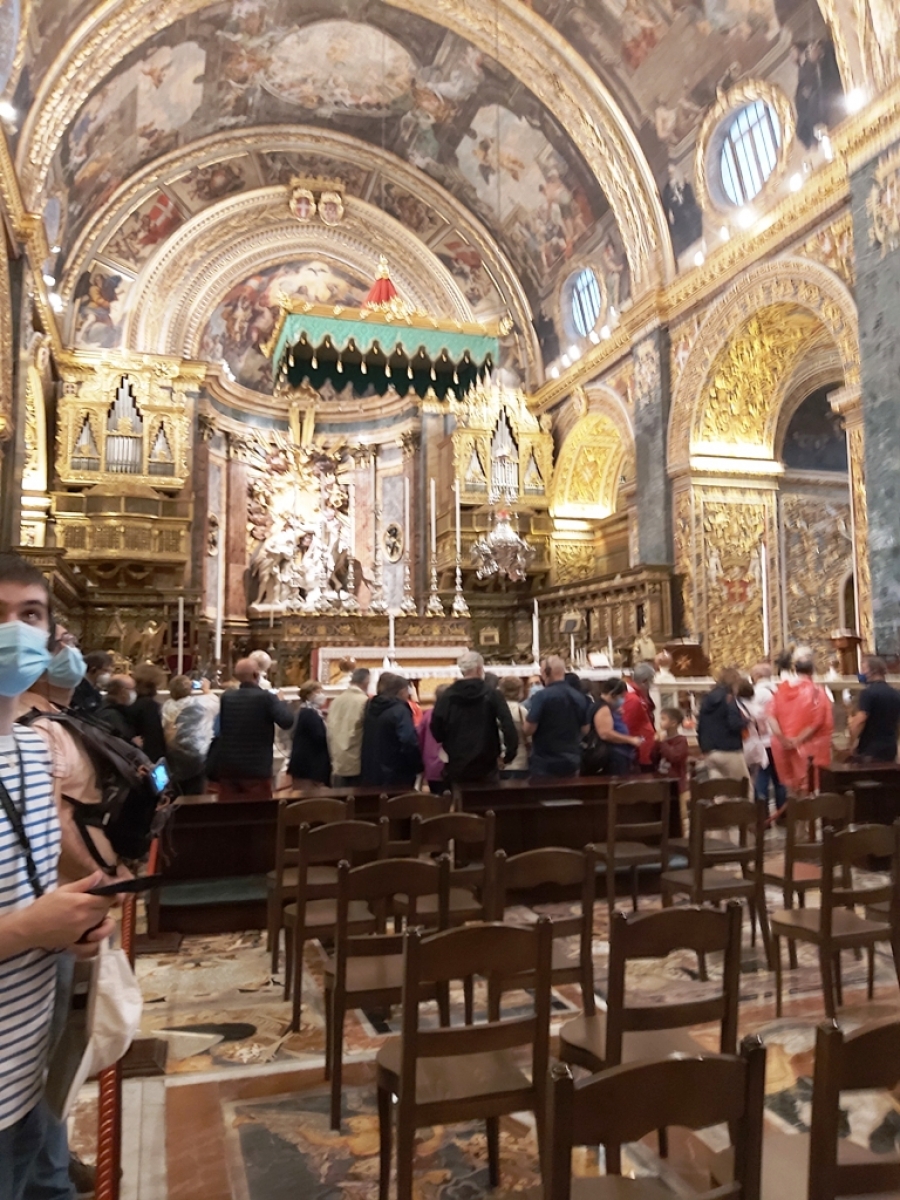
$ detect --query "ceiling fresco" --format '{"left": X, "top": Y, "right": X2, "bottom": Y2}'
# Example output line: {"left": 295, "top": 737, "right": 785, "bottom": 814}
{"left": 0, "top": 0, "right": 21, "bottom": 95}
{"left": 41, "top": 0, "right": 612, "bottom": 304}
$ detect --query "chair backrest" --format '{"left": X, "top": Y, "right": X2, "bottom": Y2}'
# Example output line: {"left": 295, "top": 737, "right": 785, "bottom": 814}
{"left": 690, "top": 777, "right": 750, "bottom": 803}
{"left": 607, "top": 780, "right": 672, "bottom": 861}
{"left": 545, "top": 1036, "right": 766, "bottom": 1200}
{"left": 809, "top": 1017, "right": 900, "bottom": 1200}
{"left": 295, "top": 817, "right": 387, "bottom": 900}
{"left": 690, "top": 798, "right": 763, "bottom": 884}
{"left": 784, "top": 792, "right": 854, "bottom": 868}
{"left": 398, "top": 920, "right": 553, "bottom": 1104}
{"left": 491, "top": 846, "right": 595, "bottom": 999}
{"left": 415, "top": 810, "right": 496, "bottom": 888}
{"left": 335, "top": 855, "right": 451, "bottom": 966}
{"left": 602, "top": 901, "right": 742, "bottom": 1060}
{"left": 380, "top": 791, "right": 453, "bottom": 855}
{"left": 274, "top": 797, "right": 355, "bottom": 880}
{"left": 820, "top": 820, "right": 900, "bottom": 921}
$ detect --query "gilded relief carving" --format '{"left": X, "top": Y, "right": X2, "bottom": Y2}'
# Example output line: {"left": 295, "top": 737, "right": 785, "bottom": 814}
{"left": 796, "top": 215, "right": 855, "bottom": 288}
{"left": 551, "top": 413, "right": 627, "bottom": 518}
{"left": 781, "top": 490, "right": 852, "bottom": 663}
{"left": 867, "top": 145, "right": 900, "bottom": 257}
{"left": 848, "top": 422, "right": 874, "bottom": 646}
{"left": 553, "top": 542, "right": 595, "bottom": 586}
{"left": 633, "top": 337, "right": 661, "bottom": 410}
{"left": 700, "top": 310, "right": 812, "bottom": 447}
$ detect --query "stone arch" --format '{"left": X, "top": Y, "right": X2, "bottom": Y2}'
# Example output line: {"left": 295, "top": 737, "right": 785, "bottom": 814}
{"left": 667, "top": 257, "right": 859, "bottom": 473}
{"left": 551, "top": 390, "right": 634, "bottom": 520}
{"left": 16, "top": 0, "right": 672, "bottom": 290}
{"left": 117, "top": 189, "right": 472, "bottom": 359}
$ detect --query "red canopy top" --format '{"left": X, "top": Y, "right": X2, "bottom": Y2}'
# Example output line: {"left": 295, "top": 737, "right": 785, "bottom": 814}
{"left": 364, "top": 255, "right": 400, "bottom": 308}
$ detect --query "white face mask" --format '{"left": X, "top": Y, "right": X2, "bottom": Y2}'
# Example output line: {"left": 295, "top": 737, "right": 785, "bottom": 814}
{"left": 126, "top": 690, "right": 137, "bottom": 706}
{"left": 97, "top": 672, "right": 112, "bottom": 688}
{"left": 310, "top": 692, "right": 326, "bottom": 708}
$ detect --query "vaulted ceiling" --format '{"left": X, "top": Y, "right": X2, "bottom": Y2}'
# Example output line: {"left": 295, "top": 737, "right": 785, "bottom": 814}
{"left": 0, "top": 0, "right": 862, "bottom": 395}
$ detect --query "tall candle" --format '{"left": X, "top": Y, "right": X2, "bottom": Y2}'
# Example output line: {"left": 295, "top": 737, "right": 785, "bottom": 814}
{"left": 177, "top": 596, "right": 184, "bottom": 675}
{"left": 404, "top": 475, "right": 410, "bottom": 546}
{"left": 430, "top": 477, "right": 437, "bottom": 560}
{"left": 454, "top": 481, "right": 461, "bottom": 559}
{"left": 215, "top": 499, "right": 226, "bottom": 666}
{"left": 569, "top": 633, "right": 575, "bottom": 664}
{"left": 388, "top": 611, "right": 395, "bottom": 655}
{"left": 348, "top": 480, "right": 355, "bottom": 556}
{"left": 532, "top": 598, "right": 540, "bottom": 664}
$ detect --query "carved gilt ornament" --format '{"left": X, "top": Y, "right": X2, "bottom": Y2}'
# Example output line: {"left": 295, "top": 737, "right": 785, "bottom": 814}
{"left": 867, "top": 145, "right": 900, "bottom": 257}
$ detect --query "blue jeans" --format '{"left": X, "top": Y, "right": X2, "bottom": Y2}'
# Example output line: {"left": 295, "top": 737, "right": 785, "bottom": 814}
{"left": 754, "top": 749, "right": 787, "bottom": 811}
{"left": 0, "top": 1100, "right": 75, "bottom": 1200}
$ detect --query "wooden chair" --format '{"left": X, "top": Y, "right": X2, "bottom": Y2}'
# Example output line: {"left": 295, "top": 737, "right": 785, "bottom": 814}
{"left": 559, "top": 901, "right": 742, "bottom": 1074}
{"left": 325, "top": 855, "right": 451, "bottom": 1129}
{"left": 545, "top": 1037, "right": 766, "bottom": 1200}
{"left": 490, "top": 845, "right": 596, "bottom": 998}
{"left": 749, "top": 791, "right": 854, "bottom": 970}
{"left": 808, "top": 1016, "right": 900, "bottom": 1199}
{"left": 379, "top": 791, "right": 452, "bottom": 856}
{"left": 660, "top": 798, "right": 774, "bottom": 971}
{"left": 669, "top": 776, "right": 749, "bottom": 857}
{"left": 266, "top": 796, "right": 354, "bottom": 972}
{"left": 282, "top": 817, "right": 387, "bottom": 1031}
{"left": 375, "top": 919, "right": 553, "bottom": 1200}
{"left": 771, "top": 821, "right": 900, "bottom": 1018}
{"left": 394, "top": 810, "right": 496, "bottom": 926}
{"left": 596, "top": 780, "right": 671, "bottom": 914}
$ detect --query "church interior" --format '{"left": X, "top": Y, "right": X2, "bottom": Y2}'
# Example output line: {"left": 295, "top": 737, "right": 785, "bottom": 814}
{"left": 3, "top": 1, "right": 900, "bottom": 1198}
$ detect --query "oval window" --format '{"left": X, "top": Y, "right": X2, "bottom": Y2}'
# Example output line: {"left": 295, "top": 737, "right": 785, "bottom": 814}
{"left": 566, "top": 268, "right": 602, "bottom": 338}
{"left": 719, "top": 99, "right": 782, "bottom": 206}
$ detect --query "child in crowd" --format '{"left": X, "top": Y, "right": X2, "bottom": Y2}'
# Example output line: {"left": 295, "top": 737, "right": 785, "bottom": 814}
{"left": 653, "top": 706, "right": 690, "bottom": 833}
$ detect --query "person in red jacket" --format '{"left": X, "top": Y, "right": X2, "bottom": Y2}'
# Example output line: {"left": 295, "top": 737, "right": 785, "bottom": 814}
{"left": 621, "top": 661, "right": 657, "bottom": 770}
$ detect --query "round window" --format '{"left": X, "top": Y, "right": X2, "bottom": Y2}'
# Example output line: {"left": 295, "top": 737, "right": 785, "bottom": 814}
{"left": 719, "top": 98, "right": 782, "bottom": 206}
{"left": 564, "top": 268, "right": 602, "bottom": 339}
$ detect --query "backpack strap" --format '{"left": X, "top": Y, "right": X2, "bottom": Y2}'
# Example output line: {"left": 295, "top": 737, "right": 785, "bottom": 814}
{"left": 61, "top": 793, "right": 118, "bottom": 874}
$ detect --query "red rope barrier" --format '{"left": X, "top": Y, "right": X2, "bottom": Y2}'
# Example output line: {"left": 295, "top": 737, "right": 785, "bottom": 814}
{"left": 94, "top": 890, "right": 138, "bottom": 1200}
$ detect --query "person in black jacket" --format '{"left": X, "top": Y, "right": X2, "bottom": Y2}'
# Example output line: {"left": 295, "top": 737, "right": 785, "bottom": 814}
{"left": 70, "top": 650, "right": 113, "bottom": 717}
{"left": 127, "top": 663, "right": 167, "bottom": 763}
{"left": 96, "top": 674, "right": 138, "bottom": 743}
{"left": 214, "top": 658, "right": 295, "bottom": 798}
{"left": 288, "top": 680, "right": 331, "bottom": 785}
{"left": 696, "top": 667, "right": 749, "bottom": 781}
{"left": 359, "top": 672, "right": 423, "bottom": 787}
{"left": 431, "top": 651, "right": 518, "bottom": 784}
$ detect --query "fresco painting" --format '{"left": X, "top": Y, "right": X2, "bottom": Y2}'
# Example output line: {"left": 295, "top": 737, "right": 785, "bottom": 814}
{"left": 105, "top": 191, "right": 185, "bottom": 269}
{"left": 72, "top": 264, "right": 131, "bottom": 349}
{"left": 52, "top": 0, "right": 603, "bottom": 298}
{"left": 198, "top": 260, "right": 369, "bottom": 392}
{"left": 432, "top": 231, "right": 501, "bottom": 314}
{"left": 0, "top": 0, "right": 20, "bottom": 94}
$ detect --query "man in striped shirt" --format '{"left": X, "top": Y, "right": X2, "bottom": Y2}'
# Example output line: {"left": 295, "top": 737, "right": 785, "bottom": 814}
{"left": 0, "top": 554, "right": 115, "bottom": 1199}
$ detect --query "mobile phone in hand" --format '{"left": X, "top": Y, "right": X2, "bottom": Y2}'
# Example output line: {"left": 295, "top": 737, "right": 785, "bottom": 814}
{"left": 86, "top": 874, "right": 163, "bottom": 897}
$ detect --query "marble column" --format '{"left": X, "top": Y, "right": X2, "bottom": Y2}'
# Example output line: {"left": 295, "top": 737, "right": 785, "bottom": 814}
{"left": 632, "top": 328, "right": 673, "bottom": 565}
{"left": 850, "top": 144, "right": 900, "bottom": 653}
{"left": 830, "top": 384, "right": 873, "bottom": 649}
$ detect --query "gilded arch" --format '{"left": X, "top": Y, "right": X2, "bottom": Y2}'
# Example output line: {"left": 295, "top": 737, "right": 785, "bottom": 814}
{"left": 551, "top": 390, "right": 634, "bottom": 520}
{"left": 667, "top": 257, "right": 859, "bottom": 472}
{"left": 16, "top": 0, "right": 673, "bottom": 290}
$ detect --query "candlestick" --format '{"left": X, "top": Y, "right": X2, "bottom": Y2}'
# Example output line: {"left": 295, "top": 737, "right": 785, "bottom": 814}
{"left": 214, "top": 502, "right": 226, "bottom": 676}
{"left": 368, "top": 451, "right": 387, "bottom": 614}
{"left": 426, "top": 476, "right": 444, "bottom": 616}
{"left": 532, "top": 598, "right": 540, "bottom": 664}
{"left": 388, "top": 611, "right": 395, "bottom": 657}
{"left": 569, "top": 633, "right": 575, "bottom": 664}
{"left": 451, "top": 481, "right": 469, "bottom": 617}
{"left": 399, "top": 473, "right": 417, "bottom": 615}
{"left": 760, "top": 538, "right": 770, "bottom": 658}
{"left": 177, "top": 596, "right": 184, "bottom": 675}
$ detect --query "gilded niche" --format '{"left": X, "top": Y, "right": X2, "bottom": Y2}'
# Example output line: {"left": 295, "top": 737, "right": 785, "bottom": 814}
{"left": 551, "top": 412, "right": 627, "bottom": 519}
{"left": 699, "top": 308, "right": 813, "bottom": 449}
{"left": 781, "top": 490, "right": 851, "bottom": 663}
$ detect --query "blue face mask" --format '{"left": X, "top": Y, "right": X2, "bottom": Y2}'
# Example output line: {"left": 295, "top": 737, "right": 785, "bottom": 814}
{"left": 47, "top": 643, "right": 87, "bottom": 689}
{"left": 0, "top": 621, "right": 51, "bottom": 697}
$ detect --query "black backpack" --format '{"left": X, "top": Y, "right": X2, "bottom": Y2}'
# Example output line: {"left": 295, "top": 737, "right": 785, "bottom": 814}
{"left": 18, "top": 707, "right": 172, "bottom": 869}
{"left": 580, "top": 703, "right": 611, "bottom": 775}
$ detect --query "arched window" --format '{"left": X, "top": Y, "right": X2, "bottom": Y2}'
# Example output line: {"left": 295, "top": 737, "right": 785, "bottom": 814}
{"left": 569, "top": 268, "right": 602, "bottom": 337}
{"left": 720, "top": 99, "right": 782, "bottom": 206}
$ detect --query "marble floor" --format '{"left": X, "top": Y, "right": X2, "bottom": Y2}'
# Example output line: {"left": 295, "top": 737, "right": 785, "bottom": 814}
{"left": 68, "top": 885, "right": 900, "bottom": 1200}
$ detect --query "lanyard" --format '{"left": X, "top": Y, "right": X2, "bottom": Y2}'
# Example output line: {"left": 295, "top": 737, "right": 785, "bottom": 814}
{"left": 0, "top": 740, "right": 45, "bottom": 899}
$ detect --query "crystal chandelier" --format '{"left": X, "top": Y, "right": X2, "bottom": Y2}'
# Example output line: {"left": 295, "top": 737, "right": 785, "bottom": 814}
{"left": 471, "top": 504, "right": 535, "bottom": 583}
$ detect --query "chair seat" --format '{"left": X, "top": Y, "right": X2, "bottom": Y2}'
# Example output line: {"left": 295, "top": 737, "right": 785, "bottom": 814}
{"left": 770, "top": 907, "right": 891, "bottom": 939}
{"left": 376, "top": 1036, "right": 530, "bottom": 1104}
{"left": 266, "top": 865, "right": 338, "bottom": 891}
{"left": 757, "top": 855, "right": 821, "bottom": 886}
{"left": 570, "top": 1177, "right": 675, "bottom": 1200}
{"left": 322, "top": 952, "right": 404, "bottom": 994}
{"left": 595, "top": 841, "right": 661, "bottom": 865}
{"left": 393, "top": 887, "right": 482, "bottom": 918}
{"left": 559, "top": 1009, "right": 703, "bottom": 1071}
{"left": 660, "top": 868, "right": 753, "bottom": 895}
{"left": 283, "top": 897, "right": 373, "bottom": 929}
{"left": 668, "top": 834, "right": 734, "bottom": 857}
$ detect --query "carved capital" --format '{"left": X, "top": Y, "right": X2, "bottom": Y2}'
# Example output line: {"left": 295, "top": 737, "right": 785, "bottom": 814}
{"left": 829, "top": 384, "right": 863, "bottom": 425}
